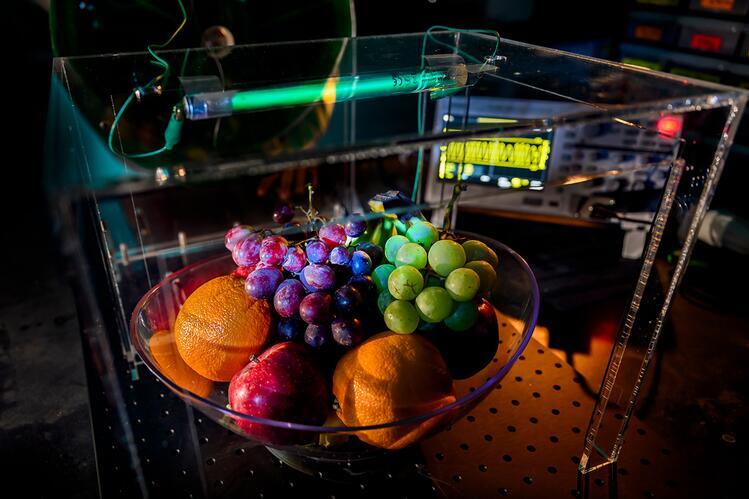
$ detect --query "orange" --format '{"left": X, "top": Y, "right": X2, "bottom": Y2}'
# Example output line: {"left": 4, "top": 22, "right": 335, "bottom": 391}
{"left": 332, "top": 331, "right": 456, "bottom": 450}
{"left": 174, "top": 275, "right": 271, "bottom": 381}
{"left": 150, "top": 330, "right": 213, "bottom": 397}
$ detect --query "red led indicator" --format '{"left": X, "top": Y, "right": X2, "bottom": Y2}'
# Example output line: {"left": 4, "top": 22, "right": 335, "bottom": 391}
{"left": 657, "top": 115, "right": 683, "bottom": 138}
{"left": 699, "top": 0, "right": 735, "bottom": 12}
{"left": 690, "top": 33, "right": 723, "bottom": 52}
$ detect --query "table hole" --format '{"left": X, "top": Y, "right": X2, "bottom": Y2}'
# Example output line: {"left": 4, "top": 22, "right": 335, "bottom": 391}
{"left": 571, "top": 426, "right": 581, "bottom": 433}
{"left": 519, "top": 356, "right": 525, "bottom": 361}
{"left": 435, "top": 452, "right": 444, "bottom": 460}
{"left": 502, "top": 454, "right": 512, "bottom": 462}
{"left": 467, "top": 415, "right": 476, "bottom": 422}
{"left": 550, "top": 435, "right": 559, "bottom": 443}
{"left": 618, "top": 468, "right": 628, "bottom": 476}
{"left": 511, "top": 400, "right": 520, "bottom": 406}
{"left": 571, "top": 456, "right": 580, "bottom": 464}
{"left": 515, "top": 376, "right": 523, "bottom": 382}
{"left": 530, "top": 417, "right": 538, "bottom": 424}
{"left": 479, "top": 464, "right": 488, "bottom": 472}
{"left": 636, "top": 428, "right": 646, "bottom": 436}
{"left": 572, "top": 401, "right": 581, "bottom": 407}
{"left": 507, "top": 425, "right": 516, "bottom": 433}
{"left": 484, "top": 434, "right": 494, "bottom": 442}
{"left": 498, "top": 488, "right": 510, "bottom": 496}
{"left": 526, "top": 445, "right": 536, "bottom": 452}
{"left": 452, "top": 474, "right": 462, "bottom": 482}
{"left": 489, "top": 407, "right": 498, "bottom": 414}
{"left": 547, "top": 466, "right": 557, "bottom": 474}
{"left": 594, "top": 479, "right": 605, "bottom": 487}
{"left": 555, "top": 362, "right": 562, "bottom": 368}
{"left": 460, "top": 443, "right": 469, "bottom": 450}
{"left": 661, "top": 448, "right": 671, "bottom": 456}
{"left": 532, "top": 392, "right": 541, "bottom": 398}
{"left": 640, "top": 458, "right": 650, "bottom": 465}
{"left": 551, "top": 409, "right": 560, "bottom": 415}
{"left": 553, "top": 385, "right": 561, "bottom": 391}
{"left": 523, "top": 476, "right": 533, "bottom": 485}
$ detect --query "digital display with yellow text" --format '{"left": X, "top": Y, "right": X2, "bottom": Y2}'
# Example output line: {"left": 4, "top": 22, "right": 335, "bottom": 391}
{"left": 437, "top": 136, "right": 551, "bottom": 189}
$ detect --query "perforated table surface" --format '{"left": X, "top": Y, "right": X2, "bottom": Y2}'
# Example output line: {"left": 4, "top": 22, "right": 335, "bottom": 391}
{"left": 89, "top": 330, "right": 692, "bottom": 498}
{"left": 419, "top": 338, "right": 689, "bottom": 498}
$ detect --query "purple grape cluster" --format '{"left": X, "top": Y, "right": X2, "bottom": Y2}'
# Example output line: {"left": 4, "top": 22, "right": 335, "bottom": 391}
{"left": 225, "top": 220, "right": 377, "bottom": 350}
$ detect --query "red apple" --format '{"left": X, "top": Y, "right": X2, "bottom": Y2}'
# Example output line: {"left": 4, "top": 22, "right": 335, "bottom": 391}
{"left": 228, "top": 342, "right": 329, "bottom": 445}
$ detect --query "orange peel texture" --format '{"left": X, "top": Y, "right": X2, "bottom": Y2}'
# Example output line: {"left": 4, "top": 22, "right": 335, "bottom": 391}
{"left": 150, "top": 329, "right": 213, "bottom": 397}
{"left": 174, "top": 275, "right": 271, "bottom": 381}
{"left": 332, "top": 331, "right": 456, "bottom": 450}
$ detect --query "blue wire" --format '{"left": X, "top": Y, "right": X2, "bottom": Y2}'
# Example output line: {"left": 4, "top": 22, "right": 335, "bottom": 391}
{"left": 108, "top": 0, "right": 187, "bottom": 159}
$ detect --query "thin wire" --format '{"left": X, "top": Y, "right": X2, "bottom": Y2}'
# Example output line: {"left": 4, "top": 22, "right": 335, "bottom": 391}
{"left": 212, "top": 55, "right": 226, "bottom": 148}
{"left": 107, "top": 0, "right": 188, "bottom": 158}
{"left": 411, "top": 26, "right": 501, "bottom": 202}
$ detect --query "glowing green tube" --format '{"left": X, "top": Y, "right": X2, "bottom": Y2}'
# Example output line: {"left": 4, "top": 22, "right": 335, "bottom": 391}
{"left": 183, "top": 70, "right": 454, "bottom": 120}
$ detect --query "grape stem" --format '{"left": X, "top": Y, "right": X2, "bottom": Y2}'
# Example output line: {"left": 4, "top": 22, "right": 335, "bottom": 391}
{"left": 296, "top": 183, "right": 324, "bottom": 226}
{"left": 441, "top": 183, "right": 466, "bottom": 235}
{"left": 424, "top": 269, "right": 442, "bottom": 280}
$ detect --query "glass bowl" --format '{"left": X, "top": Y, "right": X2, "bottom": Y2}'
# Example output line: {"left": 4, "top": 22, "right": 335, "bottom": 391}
{"left": 131, "top": 232, "right": 539, "bottom": 479}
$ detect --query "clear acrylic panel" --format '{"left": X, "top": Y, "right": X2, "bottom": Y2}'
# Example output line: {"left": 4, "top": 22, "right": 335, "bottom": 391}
{"left": 46, "top": 31, "right": 747, "bottom": 495}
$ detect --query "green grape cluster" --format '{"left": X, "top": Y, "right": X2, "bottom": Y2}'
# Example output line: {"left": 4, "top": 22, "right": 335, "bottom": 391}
{"left": 373, "top": 221, "right": 499, "bottom": 335}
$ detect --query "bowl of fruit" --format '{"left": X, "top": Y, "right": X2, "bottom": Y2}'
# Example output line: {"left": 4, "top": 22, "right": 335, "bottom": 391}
{"left": 131, "top": 191, "right": 539, "bottom": 479}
